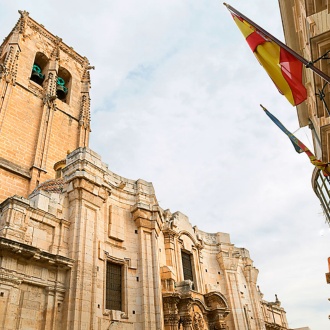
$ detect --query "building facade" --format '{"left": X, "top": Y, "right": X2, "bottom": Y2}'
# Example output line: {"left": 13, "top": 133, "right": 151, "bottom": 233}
{"left": 0, "top": 11, "right": 291, "bottom": 330}
{"left": 279, "top": 0, "right": 330, "bottom": 224}
{"left": 278, "top": 0, "right": 330, "bottom": 293}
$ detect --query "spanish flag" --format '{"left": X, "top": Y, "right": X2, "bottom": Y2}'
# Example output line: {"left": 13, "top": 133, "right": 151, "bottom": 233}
{"left": 227, "top": 8, "right": 307, "bottom": 106}
{"left": 261, "top": 105, "right": 329, "bottom": 175}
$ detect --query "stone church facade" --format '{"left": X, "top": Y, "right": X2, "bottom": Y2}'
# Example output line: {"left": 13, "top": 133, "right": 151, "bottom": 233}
{"left": 0, "top": 11, "right": 290, "bottom": 330}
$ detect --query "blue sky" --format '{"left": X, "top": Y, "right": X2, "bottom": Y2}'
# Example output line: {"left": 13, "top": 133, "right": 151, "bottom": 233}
{"left": 1, "top": 1, "right": 329, "bottom": 328}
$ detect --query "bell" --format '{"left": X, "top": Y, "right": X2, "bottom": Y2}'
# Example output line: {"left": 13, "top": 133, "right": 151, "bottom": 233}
{"left": 56, "top": 85, "right": 68, "bottom": 100}
{"left": 30, "top": 64, "right": 44, "bottom": 85}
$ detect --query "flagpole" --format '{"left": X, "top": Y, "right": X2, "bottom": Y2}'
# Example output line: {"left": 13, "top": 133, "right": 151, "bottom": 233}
{"left": 223, "top": 3, "right": 330, "bottom": 84}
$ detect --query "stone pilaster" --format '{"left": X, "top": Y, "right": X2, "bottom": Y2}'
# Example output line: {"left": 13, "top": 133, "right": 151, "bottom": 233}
{"left": 29, "top": 40, "right": 59, "bottom": 193}
{"left": 0, "top": 26, "right": 21, "bottom": 132}
{"left": 163, "top": 229, "right": 177, "bottom": 268}
{"left": 217, "top": 248, "right": 246, "bottom": 329}
{"left": 131, "top": 201, "right": 163, "bottom": 330}
{"left": 63, "top": 150, "right": 109, "bottom": 330}
{"left": 177, "top": 296, "right": 193, "bottom": 330}
{"left": 163, "top": 294, "right": 180, "bottom": 330}
{"left": 244, "top": 262, "right": 266, "bottom": 330}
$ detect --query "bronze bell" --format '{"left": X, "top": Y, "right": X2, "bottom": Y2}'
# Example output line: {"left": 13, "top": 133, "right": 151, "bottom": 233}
{"left": 56, "top": 77, "right": 68, "bottom": 100}
{"left": 30, "top": 64, "right": 44, "bottom": 85}
{"left": 56, "top": 85, "right": 68, "bottom": 100}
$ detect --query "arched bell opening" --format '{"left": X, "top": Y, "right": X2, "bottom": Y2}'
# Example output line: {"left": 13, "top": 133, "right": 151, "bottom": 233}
{"left": 30, "top": 52, "right": 48, "bottom": 86}
{"left": 57, "top": 66, "right": 71, "bottom": 103}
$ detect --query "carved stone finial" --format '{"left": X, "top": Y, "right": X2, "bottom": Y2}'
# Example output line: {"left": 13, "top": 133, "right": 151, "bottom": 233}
{"left": 18, "top": 10, "right": 29, "bottom": 18}
{"left": 275, "top": 294, "right": 281, "bottom": 306}
{"left": 55, "top": 36, "right": 62, "bottom": 45}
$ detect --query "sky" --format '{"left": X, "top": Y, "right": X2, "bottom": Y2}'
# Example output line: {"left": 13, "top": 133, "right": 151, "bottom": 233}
{"left": 1, "top": 0, "right": 329, "bottom": 329}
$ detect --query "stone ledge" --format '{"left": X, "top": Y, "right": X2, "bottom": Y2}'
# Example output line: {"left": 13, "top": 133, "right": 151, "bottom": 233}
{"left": 0, "top": 237, "right": 74, "bottom": 268}
{"left": 0, "top": 156, "right": 31, "bottom": 179}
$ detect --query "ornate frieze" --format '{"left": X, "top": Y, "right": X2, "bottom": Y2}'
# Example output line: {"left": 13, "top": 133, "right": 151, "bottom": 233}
{"left": 202, "top": 233, "right": 217, "bottom": 245}
{"left": 25, "top": 19, "right": 85, "bottom": 66}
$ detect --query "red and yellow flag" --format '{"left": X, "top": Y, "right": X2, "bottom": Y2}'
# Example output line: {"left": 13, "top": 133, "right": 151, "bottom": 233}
{"left": 232, "top": 14, "right": 307, "bottom": 106}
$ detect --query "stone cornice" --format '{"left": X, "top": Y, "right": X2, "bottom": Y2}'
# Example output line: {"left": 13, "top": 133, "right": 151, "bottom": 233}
{"left": 0, "top": 156, "right": 31, "bottom": 179}
{"left": 0, "top": 237, "right": 74, "bottom": 268}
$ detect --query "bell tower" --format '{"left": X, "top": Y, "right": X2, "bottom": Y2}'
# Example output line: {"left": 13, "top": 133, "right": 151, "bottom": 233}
{"left": 0, "top": 10, "right": 93, "bottom": 202}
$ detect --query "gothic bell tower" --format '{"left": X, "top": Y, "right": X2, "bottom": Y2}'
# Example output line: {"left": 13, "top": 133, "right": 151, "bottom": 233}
{"left": 0, "top": 10, "right": 93, "bottom": 202}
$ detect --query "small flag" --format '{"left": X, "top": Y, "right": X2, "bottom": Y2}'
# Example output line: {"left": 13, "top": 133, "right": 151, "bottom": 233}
{"left": 261, "top": 105, "right": 329, "bottom": 175}
{"left": 225, "top": 6, "right": 307, "bottom": 106}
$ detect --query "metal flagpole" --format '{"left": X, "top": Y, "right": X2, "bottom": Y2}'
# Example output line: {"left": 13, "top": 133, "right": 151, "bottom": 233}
{"left": 223, "top": 3, "right": 330, "bottom": 84}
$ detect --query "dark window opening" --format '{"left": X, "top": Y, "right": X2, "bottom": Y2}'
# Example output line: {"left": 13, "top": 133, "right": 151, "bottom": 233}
{"left": 181, "top": 251, "right": 194, "bottom": 289}
{"left": 106, "top": 262, "right": 122, "bottom": 311}
{"left": 30, "top": 52, "right": 48, "bottom": 86}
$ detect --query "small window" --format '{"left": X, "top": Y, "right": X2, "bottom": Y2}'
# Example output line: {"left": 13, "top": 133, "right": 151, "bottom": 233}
{"left": 106, "top": 262, "right": 122, "bottom": 311}
{"left": 30, "top": 52, "right": 48, "bottom": 86}
{"left": 53, "top": 159, "right": 66, "bottom": 179}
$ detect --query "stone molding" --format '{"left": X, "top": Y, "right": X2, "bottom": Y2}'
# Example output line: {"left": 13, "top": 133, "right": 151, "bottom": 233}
{"left": 0, "top": 237, "right": 74, "bottom": 268}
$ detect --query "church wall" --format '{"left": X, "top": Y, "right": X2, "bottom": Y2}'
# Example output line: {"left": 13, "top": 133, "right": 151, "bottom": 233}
{"left": 46, "top": 109, "right": 80, "bottom": 173}
{"left": 0, "top": 168, "right": 28, "bottom": 202}
{"left": 0, "top": 85, "right": 43, "bottom": 167}
{"left": 0, "top": 196, "right": 72, "bottom": 330}
{"left": 0, "top": 146, "right": 292, "bottom": 330}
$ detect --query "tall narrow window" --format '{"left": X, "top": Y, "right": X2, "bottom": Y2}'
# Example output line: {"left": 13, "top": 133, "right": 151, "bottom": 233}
{"left": 181, "top": 251, "right": 194, "bottom": 289}
{"left": 106, "top": 262, "right": 122, "bottom": 311}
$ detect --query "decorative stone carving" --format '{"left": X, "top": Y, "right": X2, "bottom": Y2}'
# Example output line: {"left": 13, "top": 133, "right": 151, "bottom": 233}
{"left": 180, "top": 314, "right": 193, "bottom": 328}
{"left": 203, "top": 233, "right": 217, "bottom": 245}
{"left": 28, "top": 81, "right": 44, "bottom": 98}
{"left": 192, "top": 312, "right": 204, "bottom": 330}
{"left": 163, "top": 209, "right": 179, "bottom": 230}
{"left": 205, "top": 293, "right": 227, "bottom": 309}
{"left": 79, "top": 94, "right": 91, "bottom": 128}
{"left": 3, "top": 45, "right": 20, "bottom": 84}
{"left": 163, "top": 294, "right": 181, "bottom": 328}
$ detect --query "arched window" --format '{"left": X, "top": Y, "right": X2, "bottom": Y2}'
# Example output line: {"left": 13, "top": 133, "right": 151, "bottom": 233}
{"left": 30, "top": 52, "right": 48, "bottom": 86}
{"left": 53, "top": 159, "right": 66, "bottom": 179}
{"left": 56, "top": 66, "right": 71, "bottom": 103}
